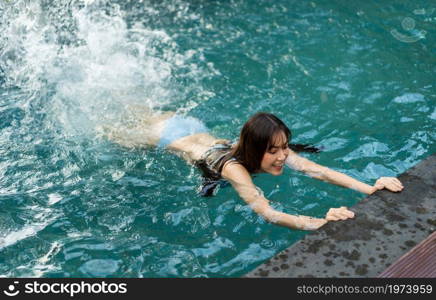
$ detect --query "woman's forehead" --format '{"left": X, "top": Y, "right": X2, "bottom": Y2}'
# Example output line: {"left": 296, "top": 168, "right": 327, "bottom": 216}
{"left": 270, "top": 131, "right": 288, "bottom": 146}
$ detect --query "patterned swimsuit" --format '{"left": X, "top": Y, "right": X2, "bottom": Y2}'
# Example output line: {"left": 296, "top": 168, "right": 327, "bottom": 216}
{"left": 194, "top": 141, "right": 238, "bottom": 197}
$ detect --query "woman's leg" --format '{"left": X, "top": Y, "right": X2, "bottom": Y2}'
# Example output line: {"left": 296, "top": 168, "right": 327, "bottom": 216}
{"left": 100, "top": 105, "right": 222, "bottom": 163}
{"left": 99, "top": 106, "right": 175, "bottom": 148}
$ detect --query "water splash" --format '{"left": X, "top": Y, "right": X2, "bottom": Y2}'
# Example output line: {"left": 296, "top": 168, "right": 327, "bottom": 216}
{"left": 0, "top": 0, "right": 214, "bottom": 138}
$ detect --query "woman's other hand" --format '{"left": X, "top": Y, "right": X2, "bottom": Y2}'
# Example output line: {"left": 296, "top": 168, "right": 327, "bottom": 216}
{"left": 374, "top": 177, "right": 404, "bottom": 193}
{"left": 325, "top": 206, "right": 355, "bottom": 221}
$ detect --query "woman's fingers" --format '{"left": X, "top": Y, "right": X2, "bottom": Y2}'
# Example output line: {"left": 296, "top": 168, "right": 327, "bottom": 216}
{"left": 326, "top": 214, "right": 347, "bottom": 221}
{"left": 393, "top": 182, "right": 403, "bottom": 191}
{"left": 376, "top": 177, "right": 404, "bottom": 192}
{"left": 393, "top": 178, "right": 403, "bottom": 186}
{"left": 386, "top": 178, "right": 404, "bottom": 192}
{"left": 326, "top": 207, "right": 355, "bottom": 221}
{"left": 335, "top": 212, "right": 352, "bottom": 220}
{"left": 394, "top": 178, "right": 404, "bottom": 190}
{"left": 393, "top": 180, "right": 402, "bottom": 187}
{"left": 388, "top": 177, "right": 402, "bottom": 186}
{"left": 338, "top": 207, "right": 355, "bottom": 218}
{"left": 344, "top": 210, "right": 355, "bottom": 218}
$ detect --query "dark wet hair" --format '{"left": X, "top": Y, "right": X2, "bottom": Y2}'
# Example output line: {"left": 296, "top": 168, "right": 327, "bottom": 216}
{"left": 219, "top": 112, "right": 320, "bottom": 174}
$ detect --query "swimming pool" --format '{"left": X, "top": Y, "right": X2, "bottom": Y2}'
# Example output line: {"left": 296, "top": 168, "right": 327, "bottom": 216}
{"left": 0, "top": 0, "right": 434, "bottom": 277}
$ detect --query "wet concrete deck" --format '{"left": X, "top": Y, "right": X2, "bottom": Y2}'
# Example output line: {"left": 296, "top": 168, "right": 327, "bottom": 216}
{"left": 245, "top": 153, "right": 436, "bottom": 278}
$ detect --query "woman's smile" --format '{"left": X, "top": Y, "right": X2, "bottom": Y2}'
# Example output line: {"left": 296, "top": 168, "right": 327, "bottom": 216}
{"left": 273, "top": 164, "right": 283, "bottom": 170}
{"left": 272, "top": 163, "right": 284, "bottom": 173}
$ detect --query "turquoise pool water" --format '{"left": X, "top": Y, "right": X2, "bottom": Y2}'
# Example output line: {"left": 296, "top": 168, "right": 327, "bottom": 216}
{"left": 0, "top": 0, "right": 435, "bottom": 277}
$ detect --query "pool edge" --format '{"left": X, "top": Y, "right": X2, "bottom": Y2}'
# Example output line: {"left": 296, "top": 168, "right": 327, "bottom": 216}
{"left": 244, "top": 153, "right": 436, "bottom": 278}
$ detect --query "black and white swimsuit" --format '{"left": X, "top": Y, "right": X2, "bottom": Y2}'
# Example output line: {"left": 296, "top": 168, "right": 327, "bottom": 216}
{"left": 194, "top": 141, "right": 238, "bottom": 197}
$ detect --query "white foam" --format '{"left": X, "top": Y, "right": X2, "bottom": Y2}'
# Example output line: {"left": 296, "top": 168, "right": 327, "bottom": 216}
{"left": 111, "top": 170, "right": 125, "bottom": 181}
{"left": 34, "top": 242, "right": 62, "bottom": 276}
{"left": 48, "top": 193, "right": 62, "bottom": 205}
{"left": 0, "top": 226, "right": 39, "bottom": 250}
{"left": 393, "top": 93, "right": 425, "bottom": 104}
{"left": 0, "top": 207, "right": 58, "bottom": 250}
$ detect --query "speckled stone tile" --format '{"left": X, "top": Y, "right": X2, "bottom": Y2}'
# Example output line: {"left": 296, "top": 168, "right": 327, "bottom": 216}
{"left": 244, "top": 153, "right": 436, "bottom": 278}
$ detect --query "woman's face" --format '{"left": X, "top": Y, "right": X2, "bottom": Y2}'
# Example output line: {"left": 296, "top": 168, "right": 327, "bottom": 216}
{"left": 260, "top": 131, "right": 289, "bottom": 176}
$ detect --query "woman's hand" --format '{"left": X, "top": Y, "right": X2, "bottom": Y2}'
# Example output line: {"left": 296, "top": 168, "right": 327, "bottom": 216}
{"left": 325, "top": 206, "right": 355, "bottom": 221}
{"left": 298, "top": 207, "right": 355, "bottom": 230}
{"left": 373, "top": 177, "right": 404, "bottom": 193}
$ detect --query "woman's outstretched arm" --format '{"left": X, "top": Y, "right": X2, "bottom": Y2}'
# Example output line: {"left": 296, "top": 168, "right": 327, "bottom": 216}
{"left": 285, "top": 150, "right": 404, "bottom": 195}
{"left": 221, "top": 161, "right": 354, "bottom": 230}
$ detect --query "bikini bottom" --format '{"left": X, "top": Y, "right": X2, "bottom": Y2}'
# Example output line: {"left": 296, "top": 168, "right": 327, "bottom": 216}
{"left": 158, "top": 115, "right": 208, "bottom": 148}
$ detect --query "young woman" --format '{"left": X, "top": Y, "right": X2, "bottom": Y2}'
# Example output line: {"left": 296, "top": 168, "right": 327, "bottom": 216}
{"left": 103, "top": 109, "right": 404, "bottom": 231}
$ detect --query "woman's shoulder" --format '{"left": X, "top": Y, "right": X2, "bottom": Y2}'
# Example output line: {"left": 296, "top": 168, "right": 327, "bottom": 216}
{"left": 221, "top": 158, "right": 250, "bottom": 181}
{"left": 221, "top": 157, "right": 239, "bottom": 170}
